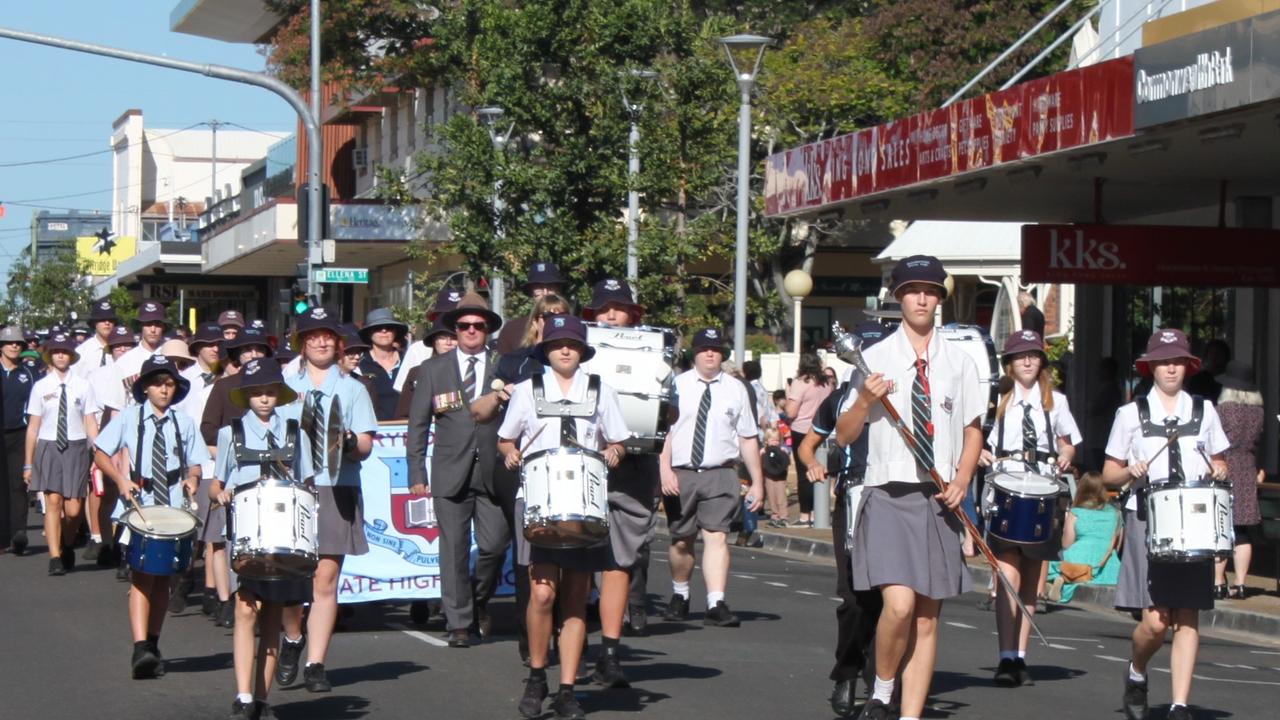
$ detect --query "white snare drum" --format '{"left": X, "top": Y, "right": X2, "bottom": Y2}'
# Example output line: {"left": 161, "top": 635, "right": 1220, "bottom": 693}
{"left": 584, "top": 323, "right": 676, "bottom": 454}
{"left": 521, "top": 446, "right": 609, "bottom": 549}
{"left": 1145, "top": 477, "right": 1233, "bottom": 562}
{"left": 229, "top": 478, "right": 319, "bottom": 579}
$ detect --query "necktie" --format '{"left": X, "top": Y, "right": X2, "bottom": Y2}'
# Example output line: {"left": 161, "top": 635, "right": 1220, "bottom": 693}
{"left": 202, "top": 371, "right": 216, "bottom": 387}
{"left": 265, "top": 430, "right": 286, "bottom": 480}
{"left": 302, "top": 390, "right": 326, "bottom": 473}
{"left": 690, "top": 380, "right": 713, "bottom": 468}
{"left": 912, "top": 359, "right": 934, "bottom": 471}
{"left": 1165, "top": 417, "right": 1184, "bottom": 482}
{"left": 151, "top": 416, "right": 170, "bottom": 506}
{"left": 56, "top": 384, "right": 68, "bottom": 451}
{"left": 99, "top": 349, "right": 107, "bottom": 366}
{"left": 560, "top": 412, "right": 577, "bottom": 447}
{"left": 462, "top": 356, "right": 478, "bottom": 400}
{"left": 1021, "top": 402, "right": 1037, "bottom": 456}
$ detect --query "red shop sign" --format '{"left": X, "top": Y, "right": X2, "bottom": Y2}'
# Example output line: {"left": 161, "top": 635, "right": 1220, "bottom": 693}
{"left": 1022, "top": 224, "right": 1280, "bottom": 287}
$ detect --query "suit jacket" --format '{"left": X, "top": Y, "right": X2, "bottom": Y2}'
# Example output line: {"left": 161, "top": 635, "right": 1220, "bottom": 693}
{"left": 407, "top": 348, "right": 500, "bottom": 497}
{"left": 200, "top": 375, "right": 245, "bottom": 448}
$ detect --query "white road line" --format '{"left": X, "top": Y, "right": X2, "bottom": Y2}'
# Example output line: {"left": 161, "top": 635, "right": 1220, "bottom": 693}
{"left": 1250, "top": 650, "right": 1280, "bottom": 656}
{"left": 392, "top": 623, "right": 448, "bottom": 647}
{"left": 1212, "top": 663, "right": 1257, "bottom": 670}
{"left": 945, "top": 621, "right": 977, "bottom": 630}
{"left": 1095, "top": 655, "right": 1128, "bottom": 663}
{"left": 1047, "top": 643, "right": 1076, "bottom": 651}
{"left": 733, "top": 574, "right": 755, "bottom": 580}
{"left": 829, "top": 597, "right": 842, "bottom": 602}
{"left": 796, "top": 590, "right": 820, "bottom": 596}
{"left": 764, "top": 581, "right": 788, "bottom": 588}
{"left": 1152, "top": 667, "right": 1280, "bottom": 686}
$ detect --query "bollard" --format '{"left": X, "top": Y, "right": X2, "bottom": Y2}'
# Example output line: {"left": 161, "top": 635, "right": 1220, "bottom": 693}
{"left": 813, "top": 441, "right": 830, "bottom": 529}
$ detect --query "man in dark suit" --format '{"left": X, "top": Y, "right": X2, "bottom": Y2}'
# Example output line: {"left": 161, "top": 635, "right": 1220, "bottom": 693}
{"left": 407, "top": 293, "right": 511, "bottom": 648}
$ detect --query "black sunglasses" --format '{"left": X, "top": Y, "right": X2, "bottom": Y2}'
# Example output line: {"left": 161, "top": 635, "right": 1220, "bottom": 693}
{"left": 455, "top": 321, "right": 488, "bottom": 332}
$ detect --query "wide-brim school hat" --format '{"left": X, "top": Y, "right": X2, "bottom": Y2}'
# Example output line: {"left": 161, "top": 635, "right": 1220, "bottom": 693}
{"left": 1001, "top": 329, "right": 1046, "bottom": 363}
{"left": 41, "top": 332, "right": 80, "bottom": 366}
{"left": 442, "top": 293, "right": 503, "bottom": 333}
{"left": 188, "top": 323, "right": 223, "bottom": 350}
{"left": 88, "top": 300, "right": 118, "bottom": 322}
{"left": 135, "top": 300, "right": 169, "bottom": 326}
{"left": 689, "top": 327, "right": 729, "bottom": 356}
{"left": 291, "top": 306, "right": 342, "bottom": 350}
{"left": 107, "top": 326, "right": 137, "bottom": 348}
{"left": 537, "top": 314, "right": 595, "bottom": 364}
{"left": 217, "top": 310, "right": 245, "bottom": 329}
{"left": 0, "top": 326, "right": 26, "bottom": 344}
{"left": 131, "top": 353, "right": 191, "bottom": 405}
{"left": 1135, "top": 328, "right": 1201, "bottom": 378}
{"left": 358, "top": 307, "right": 409, "bottom": 343}
{"left": 583, "top": 278, "right": 645, "bottom": 321}
{"left": 427, "top": 288, "right": 465, "bottom": 321}
{"left": 890, "top": 255, "right": 949, "bottom": 299}
{"left": 226, "top": 328, "right": 275, "bottom": 358}
{"left": 160, "top": 339, "right": 196, "bottom": 366}
{"left": 520, "top": 261, "right": 565, "bottom": 291}
{"left": 421, "top": 316, "right": 456, "bottom": 343}
{"left": 342, "top": 324, "right": 371, "bottom": 353}
{"left": 230, "top": 358, "right": 298, "bottom": 409}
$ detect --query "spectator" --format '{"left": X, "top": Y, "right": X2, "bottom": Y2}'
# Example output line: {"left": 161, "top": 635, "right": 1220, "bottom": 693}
{"left": 741, "top": 361, "right": 775, "bottom": 437}
{"left": 1018, "top": 290, "right": 1045, "bottom": 337}
{"left": 761, "top": 427, "right": 790, "bottom": 526}
{"left": 1047, "top": 472, "right": 1122, "bottom": 603}
{"left": 1212, "top": 362, "right": 1265, "bottom": 600}
{"left": 784, "top": 353, "right": 833, "bottom": 527}
{"left": 357, "top": 308, "right": 409, "bottom": 420}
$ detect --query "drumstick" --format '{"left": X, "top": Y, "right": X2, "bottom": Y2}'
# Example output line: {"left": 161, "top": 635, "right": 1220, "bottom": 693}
{"left": 832, "top": 323, "right": 1050, "bottom": 647}
{"left": 126, "top": 491, "right": 155, "bottom": 532}
{"left": 1117, "top": 433, "right": 1179, "bottom": 496}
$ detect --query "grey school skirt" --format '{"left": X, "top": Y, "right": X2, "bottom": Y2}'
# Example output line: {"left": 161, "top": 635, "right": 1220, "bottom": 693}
{"left": 31, "top": 439, "right": 91, "bottom": 498}
{"left": 851, "top": 483, "right": 972, "bottom": 599}
{"left": 606, "top": 454, "right": 659, "bottom": 569}
{"left": 1115, "top": 509, "right": 1214, "bottom": 611}
{"left": 195, "top": 475, "right": 227, "bottom": 543}
{"left": 317, "top": 484, "right": 369, "bottom": 557}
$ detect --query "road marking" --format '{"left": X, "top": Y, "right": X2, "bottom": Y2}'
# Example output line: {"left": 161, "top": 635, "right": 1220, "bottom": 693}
{"left": 391, "top": 623, "right": 448, "bottom": 647}
{"left": 733, "top": 574, "right": 755, "bottom": 580}
{"left": 945, "top": 621, "right": 977, "bottom": 630}
{"left": 829, "top": 597, "right": 842, "bottom": 602}
{"left": 1095, "top": 655, "right": 1128, "bottom": 663}
{"left": 1048, "top": 643, "right": 1076, "bottom": 651}
{"left": 1251, "top": 650, "right": 1280, "bottom": 656}
{"left": 1152, "top": 667, "right": 1280, "bottom": 686}
{"left": 764, "top": 581, "right": 788, "bottom": 588}
{"left": 1212, "top": 663, "right": 1257, "bottom": 670}
{"left": 796, "top": 590, "right": 820, "bottom": 596}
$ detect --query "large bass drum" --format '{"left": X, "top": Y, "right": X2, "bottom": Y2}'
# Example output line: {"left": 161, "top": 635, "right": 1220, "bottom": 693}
{"left": 584, "top": 323, "right": 676, "bottom": 454}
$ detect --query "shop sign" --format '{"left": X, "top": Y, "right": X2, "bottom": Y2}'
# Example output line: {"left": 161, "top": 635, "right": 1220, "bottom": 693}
{"left": 1130, "top": 10, "right": 1280, "bottom": 129}
{"left": 329, "top": 203, "right": 423, "bottom": 241}
{"left": 1021, "top": 224, "right": 1280, "bottom": 287}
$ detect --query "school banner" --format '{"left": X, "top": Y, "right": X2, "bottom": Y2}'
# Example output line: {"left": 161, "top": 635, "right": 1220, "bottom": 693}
{"left": 338, "top": 422, "right": 515, "bottom": 604}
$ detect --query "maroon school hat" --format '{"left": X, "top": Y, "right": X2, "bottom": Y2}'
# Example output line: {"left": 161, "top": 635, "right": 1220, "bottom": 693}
{"left": 1135, "top": 328, "right": 1201, "bottom": 378}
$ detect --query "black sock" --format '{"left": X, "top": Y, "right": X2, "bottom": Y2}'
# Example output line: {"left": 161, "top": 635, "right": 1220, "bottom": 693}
{"left": 601, "top": 636, "right": 620, "bottom": 653}
{"left": 529, "top": 667, "right": 547, "bottom": 681}
{"left": 558, "top": 683, "right": 574, "bottom": 696}
{"left": 133, "top": 640, "right": 149, "bottom": 652}
{"left": 146, "top": 634, "right": 159, "bottom": 650}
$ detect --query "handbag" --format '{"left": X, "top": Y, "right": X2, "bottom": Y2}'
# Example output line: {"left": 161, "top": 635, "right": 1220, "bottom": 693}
{"left": 1057, "top": 512, "right": 1121, "bottom": 584}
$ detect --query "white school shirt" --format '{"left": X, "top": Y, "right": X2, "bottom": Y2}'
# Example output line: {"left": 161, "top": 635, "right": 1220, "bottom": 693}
{"left": 72, "top": 335, "right": 112, "bottom": 378}
{"left": 985, "top": 383, "right": 1082, "bottom": 475}
{"left": 97, "top": 343, "right": 164, "bottom": 412}
{"left": 498, "top": 367, "right": 630, "bottom": 454}
{"left": 176, "top": 363, "right": 218, "bottom": 474}
{"left": 25, "top": 371, "right": 91, "bottom": 441}
{"left": 83, "top": 360, "right": 126, "bottom": 419}
{"left": 667, "top": 369, "right": 758, "bottom": 468}
{"left": 1104, "top": 388, "right": 1229, "bottom": 510}
{"left": 858, "top": 324, "right": 985, "bottom": 487}
{"left": 455, "top": 348, "right": 487, "bottom": 402}
{"left": 394, "top": 341, "right": 434, "bottom": 392}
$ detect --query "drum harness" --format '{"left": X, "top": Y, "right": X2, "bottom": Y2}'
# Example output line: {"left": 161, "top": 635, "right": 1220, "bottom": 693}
{"left": 131, "top": 403, "right": 190, "bottom": 499}
{"left": 230, "top": 417, "right": 300, "bottom": 480}
{"left": 1129, "top": 396, "right": 1204, "bottom": 519}
{"left": 531, "top": 373, "right": 601, "bottom": 446}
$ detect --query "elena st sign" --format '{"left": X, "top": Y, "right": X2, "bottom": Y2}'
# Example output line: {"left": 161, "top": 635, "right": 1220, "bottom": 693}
{"left": 1021, "top": 224, "right": 1280, "bottom": 288}
{"left": 1134, "top": 9, "right": 1280, "bottom": 129}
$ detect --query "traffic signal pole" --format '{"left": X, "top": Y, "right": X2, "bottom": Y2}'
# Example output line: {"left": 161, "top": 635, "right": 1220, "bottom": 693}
{"left": 0, "top": 24, "right": 324, "bottom": 298}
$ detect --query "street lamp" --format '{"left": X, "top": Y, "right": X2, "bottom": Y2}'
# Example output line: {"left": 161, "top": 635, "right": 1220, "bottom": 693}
{"left": 719, "top": 33, "right": 773, "bottom": 364}
{"left": 783, "top": 269, "right": 812, "bottom": 353}
{"left": 476, "top": 105, "right": 514, "bottom": 322}
{"left": 620, "top": 69, "right": 659, "bottom": 284}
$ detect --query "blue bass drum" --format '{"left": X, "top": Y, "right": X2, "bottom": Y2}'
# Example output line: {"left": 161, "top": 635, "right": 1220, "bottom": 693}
{"left": 121, "top": 505, "right": 198, "bottom": 575}
{"left": 987, "top": 470, "right": 1064, "bottom": 545}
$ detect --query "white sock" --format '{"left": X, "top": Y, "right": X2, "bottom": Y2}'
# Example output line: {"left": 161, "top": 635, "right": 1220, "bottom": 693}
{"left": 305, "top": 661, "right": 319, "bottom": 668}
{"left": 1017, "top": 650, "right": 1026, "bottom": 659}
{"left": 672, "top": 581, "right": 690, "bottom": 599}
{"left": 999, "top": 650, "right": 1018, "bottom": 661}
{"left": 901, "top": 717, "right": 921, "bottom": 720}
{"left": 706, "top": 591, "right": 725, "bottom": 607}
{"left": 90, "top": 533, "right": 101, "bottom": 543}
{"left": 872, "top": 676, "right": 894, "bottom": 704}
{"left": 1128, "top": 663, "right": 1146, "bottom": 683}
{"left": 284, "top": 634, "right": 303, "bottom": 645}
{"left": 236, "top": 693, "right": 253, "bottom": 705}
{"left": 1171, "top": 704, "right": 1186, "bottom": 710}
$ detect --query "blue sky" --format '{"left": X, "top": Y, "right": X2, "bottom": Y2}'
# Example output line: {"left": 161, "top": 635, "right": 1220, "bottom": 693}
{"left": 0, "top": 2, "right": 295, "bottom": 288}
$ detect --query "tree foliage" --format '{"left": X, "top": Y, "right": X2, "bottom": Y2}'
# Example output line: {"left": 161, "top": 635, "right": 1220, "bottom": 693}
{"left": 1, "top": 250, "right": 96, "bottom": 330}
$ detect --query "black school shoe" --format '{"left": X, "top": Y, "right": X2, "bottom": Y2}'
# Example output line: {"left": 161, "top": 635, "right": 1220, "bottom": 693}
{"left": 591, "top": 650, "right": 630, "bottom": 689}
{"left": 202, "top": 588, "right": 219, "bottom": 616}
{"left": 275, "top": 636, "right": 305, "bottom": 686}
{"left": 550, "top": 689, "right": 586, "bottom": 720}
{"left": 1122, "top": 673, "right": 1148, "bottom": 720}
{"left": 830, "top": 679, "right": 855, "bottom": 717}
{"left": 663, "top": 594, "right": 689, "bottom": 621}
{"left": 623, "top": 604, "right": 648, "bottom": 637}
{"left": 303, "top": 663, "right": 331, "bottom": 693}
{"left": 856, "top": 698, "right": 894, "bottom": 720}
{"left": 217, "top": 600, "right": 235, "bottom": 628}
{"left": 60, "top": 547, "right": 75, "bottom": 571}
{"left": 1013, "top": 658, "right": 1034, "bottom": 686}
{"left": 255, "top": 700, "right": 276, "bottom": 720}
{"left": 131, "top": 642, "right": 161, "bottom": 679}
{"left": 994, "top": 658, "right": 1018, "bottom": 686}
{"left": 82, "top": 539, "right": 102, "bottom": 562}
{"left": 518, "top": 675, "right": 549, "bottom": 719}
{"left": 49, "top": 557, "right": 66, "bottom": 576}
{"left": 703, "top": 600, "right": 740, "bottom": 627}
{"left": 11, "top": 530, "right": 27, "bottom": 555}
{"left": 227, "top": 699, "right": 254, "bottom": 720}
{"left": 1168, "top": 705, "right": 1193, "bottom": 720}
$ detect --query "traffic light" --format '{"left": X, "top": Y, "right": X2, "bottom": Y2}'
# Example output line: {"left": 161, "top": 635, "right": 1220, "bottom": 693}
{"left": 291, "top": 284, "right": 309, "bottom": 315}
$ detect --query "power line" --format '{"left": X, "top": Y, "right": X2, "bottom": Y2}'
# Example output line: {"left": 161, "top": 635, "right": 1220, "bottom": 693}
{"left": 0, "top": 123, "right": 201, "bottom": 168}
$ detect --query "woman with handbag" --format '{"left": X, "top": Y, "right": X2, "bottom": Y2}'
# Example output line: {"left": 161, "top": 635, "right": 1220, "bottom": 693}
{"left": 1047, "top": 471, "right": 1122, "bottom": 603}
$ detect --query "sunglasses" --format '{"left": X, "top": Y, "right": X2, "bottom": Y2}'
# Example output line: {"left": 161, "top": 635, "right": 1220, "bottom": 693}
{"left": 455, "top": 321, "right": 487, "bottom": 332}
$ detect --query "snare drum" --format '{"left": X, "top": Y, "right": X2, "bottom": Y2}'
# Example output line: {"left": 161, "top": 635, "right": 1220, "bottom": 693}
{"left": 1145, "top": 477, "right": 1233, "bottom": 562}
{"left": 229, "top": 478, "right": 319, "bottom": 579}
{"left": 987, "top": 470, "right": 1063, "bottom": 545}
{"left": 120, "top": 505, "right": 197, "bottom": 576}
{"left": 584, "top": 323, "right": 676, "bottom": 454}
{"left": 521, "top": 447, "right": 609, "bottom": 549}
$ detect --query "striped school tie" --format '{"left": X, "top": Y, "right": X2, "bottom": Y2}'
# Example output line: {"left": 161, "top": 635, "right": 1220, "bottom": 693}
{"left": 689, "top": 380, "right": 713, "bottom": 468}
{"left": 151, "top": 416, "right": 170, "bottom": 506}
{"left": 56, "top": 384, "right": 68, "bottom": 451}
{"left": 301, "top": 390, "right": 326, "bottom": 473}
{"left": 911, "top": 359, "right": 934, "bottom": 471}
{"left": 1165, "top": 417, "right": 1184, "bottom": 482}
{"left": 1021, "top": 402, "right": 1038, "bottom": 456}
{"left": 266, "top": 431, "right": 286, "bottom": 480}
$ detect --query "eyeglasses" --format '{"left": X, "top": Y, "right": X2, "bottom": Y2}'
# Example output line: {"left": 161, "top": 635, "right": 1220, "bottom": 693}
{"left": 455, "top": 321, "right": 487, "bottom": 332}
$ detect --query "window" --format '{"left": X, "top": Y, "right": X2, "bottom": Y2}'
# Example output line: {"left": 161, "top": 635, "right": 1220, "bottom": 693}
{"left": 141, "top": 218, "right": 165, "bottom": 244}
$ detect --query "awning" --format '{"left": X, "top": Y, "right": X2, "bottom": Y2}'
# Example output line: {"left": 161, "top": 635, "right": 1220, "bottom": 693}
{"left": 876, "top": 221, "right": 1022, "bottom": 277}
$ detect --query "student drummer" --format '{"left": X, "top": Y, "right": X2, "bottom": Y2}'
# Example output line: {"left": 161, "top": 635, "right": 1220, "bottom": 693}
{"left": 94, "top": 354, "right": 209, "bottom": 679}
{"left": 834, "top": 255, "right": 984, "bottom": 720}
{"left": 498, "top": 314, "right": 629, "bottom": 720}
{"left": 977, "top": 329, "right": 1081, "bottom": 687}
{"left": 210, "top": 358, "right": 316, "bottom": 720}
{"left": 1103, "top": 329, "right": 1228, "bottom": 720}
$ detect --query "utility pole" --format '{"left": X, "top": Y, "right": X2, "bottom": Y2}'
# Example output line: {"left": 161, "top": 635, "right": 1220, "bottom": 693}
{"left": 207, "top": 119, "right": 223, "bottom": 209}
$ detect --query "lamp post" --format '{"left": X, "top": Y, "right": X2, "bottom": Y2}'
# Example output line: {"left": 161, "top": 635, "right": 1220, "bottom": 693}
{"left": 783, "top": 269, "right": 812, "bottom": 353}
{"left": 719, "top": 33, "right": 773, "bottom": 364}
{"left": 620, "top": 69, "right": 658, "bottom": 284}
{"left": 477, "top": 105, "right": 514, "bottom": 322}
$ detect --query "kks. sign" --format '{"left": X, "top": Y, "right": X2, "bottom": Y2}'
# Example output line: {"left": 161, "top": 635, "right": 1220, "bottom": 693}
{"left": 1022, "top": 224, "right": 1280, "bottom": 287}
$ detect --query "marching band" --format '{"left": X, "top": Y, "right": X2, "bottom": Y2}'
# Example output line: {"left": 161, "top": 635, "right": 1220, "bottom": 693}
{"left": 0, "top": 253, "right": 1253, "bottom": 720}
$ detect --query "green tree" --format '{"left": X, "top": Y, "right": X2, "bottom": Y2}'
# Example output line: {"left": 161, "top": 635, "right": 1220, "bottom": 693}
{"left": 1, "top": 249, "right": 96, "bottom": 330}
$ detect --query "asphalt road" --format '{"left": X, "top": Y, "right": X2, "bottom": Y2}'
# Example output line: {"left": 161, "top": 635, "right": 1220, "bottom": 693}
{"left": 2, "top": 516, "right": 1278, "bottom": 720}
